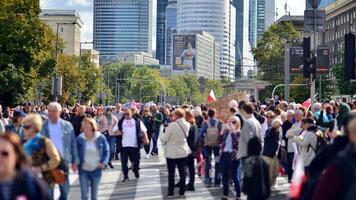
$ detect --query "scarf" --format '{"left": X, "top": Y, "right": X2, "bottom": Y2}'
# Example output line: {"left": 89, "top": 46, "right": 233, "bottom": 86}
{"left": 24, "top": 133, "right": 44, "bottom": 156}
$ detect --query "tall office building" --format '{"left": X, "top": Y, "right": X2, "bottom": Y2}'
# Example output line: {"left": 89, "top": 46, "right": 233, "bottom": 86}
{"left": 165, "top": 0, "right": 177, "bottom": 65}
{"left": 93, "top": 0, "right": 156, "bottom": 63}
{"left": 233, "top": 0, "right": 256, "bottom": 79}
{"left": 306, "top": 0, "right": 335, "bottom": 9}
{"left": 249, "top": 0, "right": 275, "bottom": 48}
{"left": 249, "top": 0, "right": 258, "bottom": 48}
{"left": 177, "top": 0, "right": 236, "bottom": 81}
{"left": 156, "top": 0, "right": 169, "bottom": 64}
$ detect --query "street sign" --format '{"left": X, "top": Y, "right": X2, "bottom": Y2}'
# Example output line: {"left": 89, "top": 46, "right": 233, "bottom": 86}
{"left": 290, "top": 46, "right": 304, "bottom": 74}
{"left": 304, "top": 10, "right": 326, "bottom": 32}
{"left": 316, "top": 46, "right": 330, "bottom": 73}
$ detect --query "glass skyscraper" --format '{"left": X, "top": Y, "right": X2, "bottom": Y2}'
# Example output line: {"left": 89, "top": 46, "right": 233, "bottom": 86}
{"left": 165, "top": 0, "right": 177, "bottom": 65}
{"left": 306, "top": 0, "right": 335, "bottom": 9}
{"left": 156, "top": 0, "right": 168, "bottom": 64}
{"left": 93, "top": 0, "right": 156, "bottom": 63}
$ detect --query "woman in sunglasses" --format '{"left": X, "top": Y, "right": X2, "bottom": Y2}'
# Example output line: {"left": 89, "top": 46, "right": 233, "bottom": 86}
{"left": 0, "top": 133, "right": 51, "bottom": 199}
{"left": 219, "top": 116, "right": 241, "bottom": 200}
{"left": 22, "top": 114, "right": 61, "bottom": 190}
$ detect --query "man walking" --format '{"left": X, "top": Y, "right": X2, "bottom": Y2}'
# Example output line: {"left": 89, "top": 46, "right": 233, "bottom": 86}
{"left": 151, "top": 104, "right": 163, "bottom": 156}
{"left": 42, "top": 102, "right": 79, "bottom": 200}
{"left": 118, "top": 109, "right": 148, "bottom": 182}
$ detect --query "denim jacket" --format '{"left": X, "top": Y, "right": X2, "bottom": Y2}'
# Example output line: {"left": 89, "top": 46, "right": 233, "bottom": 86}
{"left": 41, "top": 119, "right": 79, "bottom": 165}
{"left": 76, "top": 132, "right": 109, "bottom": 168}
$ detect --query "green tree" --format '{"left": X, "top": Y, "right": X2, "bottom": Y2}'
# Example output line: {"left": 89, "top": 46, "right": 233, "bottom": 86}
{"left": 0, "top": 0, "right": 56, "bottom": 106}
{"left": 252, "top": 21, "right": 300, "bottom": 85}
{"left": 332, "top": 63, "right": 356, "bottom": 95}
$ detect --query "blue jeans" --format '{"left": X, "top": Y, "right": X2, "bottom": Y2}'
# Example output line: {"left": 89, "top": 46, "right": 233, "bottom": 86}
{"left": 221, "top": 152, "right": 240, "bottom": 197}
{"left": 49, "top": 176, "right": 70, "bottom": 200}
{"left": 79, "top": 168, "right": 102, "bottom": 200}
{"left": 152, "top": 127, "right": 161, "bottom": 154}
{"left": 204, "top": 146, "right": 221, "bottom": 185}
{"left": 108, "top": 136, "right": 117, "bottom": 162}
{"left": 237, "top": 158, "right": 245, "bottom": 183}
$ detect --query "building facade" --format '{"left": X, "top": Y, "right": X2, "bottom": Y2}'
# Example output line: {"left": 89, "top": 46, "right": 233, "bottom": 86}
{"left": 40, "top": 10, "right": 83, "bottom": 56}
{"left": 93, "top": 0, "right": 156, "bottom": 64}
{"left": 165, "top": 0, "right": 177, "bottom": 65}
{"left": 171, "top": 31, "right": 221, "bottom": 80}
{"left": 81, "top": 49, "right": 100, "bottom": 68}
{"left": 177, "top": 0, "right": 236, "bottom": 81}
{"left": 324, "top": 0, "right": 356, "bottom": 66}
{"left": 117, "top": 52, "right": 160, "bottom": 66}
{"left": 156, "top": 0, "right": 169, "bottom": 64}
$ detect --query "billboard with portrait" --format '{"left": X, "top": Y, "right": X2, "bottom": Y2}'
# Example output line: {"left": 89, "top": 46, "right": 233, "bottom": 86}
{"left": 173, "top": 34, "right": 196, "bottom": 71}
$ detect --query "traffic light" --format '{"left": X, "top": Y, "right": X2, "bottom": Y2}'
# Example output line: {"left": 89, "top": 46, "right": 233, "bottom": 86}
{"left": 344, "top": 33, "right": 355, "bottom": 81}
{"left": 303, "top": 37, "right": 311, "bottom": 78}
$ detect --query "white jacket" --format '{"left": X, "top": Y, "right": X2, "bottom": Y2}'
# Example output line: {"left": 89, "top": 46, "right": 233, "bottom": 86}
{"left": 292, "top": 130, "right": 318, "bottom": 166}
{"left": 160, "top": 118, "right": 191, "bottom": 159}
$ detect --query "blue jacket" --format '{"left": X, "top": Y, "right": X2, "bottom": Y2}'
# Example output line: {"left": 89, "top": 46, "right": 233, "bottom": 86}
{"left": 41, "top": 119, "right": 79, "bottom": 165}
{"left": 76, "top": 132, "right": 110, "bottom": 168}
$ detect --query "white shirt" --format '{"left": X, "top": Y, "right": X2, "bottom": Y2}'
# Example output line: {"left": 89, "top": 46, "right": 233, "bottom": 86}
{"left": 223, "top": 132, "right": 233, "bottom": 153}
{"left": 82, "top": 139, "right": 100, "bottom": 171}
{"left": 48, "top": 121, "right": 64, "bottom": 155}
{"left": 122, "top": 118, "right": 147, "bottom": 148}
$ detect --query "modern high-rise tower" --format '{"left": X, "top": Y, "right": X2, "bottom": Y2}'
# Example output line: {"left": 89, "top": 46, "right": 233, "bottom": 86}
{"left": 93, "top": 0, "right": 156, "bottom": 63}
{"left": 156, "top": 0, "right": 169, "bottom": 64}
{"left": 165, "top": 0, "right": 177, "bottom": 65}
{"left": 249, "top": 0, "right": 275, "bottom": 48}
{"left": 177, "top": 0, "right": 236, "bottom": 81}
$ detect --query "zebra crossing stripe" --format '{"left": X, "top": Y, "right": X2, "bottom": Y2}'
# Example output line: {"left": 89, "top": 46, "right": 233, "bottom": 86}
{"left": 98, "top": 170, "right": 122, "bottom": 200}
{"left": 135, "top": 169, "right": 163, "bottom": 200}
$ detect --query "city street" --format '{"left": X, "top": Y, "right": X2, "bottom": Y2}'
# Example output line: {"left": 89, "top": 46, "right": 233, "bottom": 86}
{"left": 56, "top": 145, "right": 290, "bottom": 200}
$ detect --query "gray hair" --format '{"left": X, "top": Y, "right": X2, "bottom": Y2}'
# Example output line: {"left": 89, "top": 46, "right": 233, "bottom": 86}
{"left": 48, "top": 102, "right": 62, "bottom": 112}
{"left": 295, "top": 109, "right": 304, "bottom": 116}
{"left": 286, "top": 110, "right": 295, "bottom": 116}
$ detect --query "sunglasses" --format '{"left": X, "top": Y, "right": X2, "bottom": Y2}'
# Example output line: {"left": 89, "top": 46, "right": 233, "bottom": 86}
{"left": 266, "top": 116, "right": 273, "bottom": 118}
{"left": 0, "top": 150, "right": 9, "bottom": 158}
{"left": 23, "top": 125, "right": 32, "bottom": 130}
{"left": 229, "top": 121, "right": 237, "bottom": 124}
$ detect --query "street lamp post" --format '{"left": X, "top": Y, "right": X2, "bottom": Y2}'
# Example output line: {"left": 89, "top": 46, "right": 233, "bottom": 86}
{"left": 77, "top": 41, "right": 93, "bottom": 103}
{"left": 54, "top": 22, "right": 76, "bottom": 102}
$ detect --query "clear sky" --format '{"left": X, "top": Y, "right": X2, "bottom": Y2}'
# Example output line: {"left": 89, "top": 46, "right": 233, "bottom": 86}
{"left": 40, "top": 0, "right": 305, "bottom": 48}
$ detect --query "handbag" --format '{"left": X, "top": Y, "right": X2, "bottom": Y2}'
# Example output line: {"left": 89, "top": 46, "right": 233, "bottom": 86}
{"left": 51, "top": 169, "right": 66, "bottom": 185}
{"left": 42, "top": 138, "right": 69, "bottom": 185}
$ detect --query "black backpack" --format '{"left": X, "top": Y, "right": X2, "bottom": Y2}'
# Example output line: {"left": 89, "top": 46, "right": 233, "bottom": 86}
{"left": 308, "top": 131, "right": 327, "bottom": 154}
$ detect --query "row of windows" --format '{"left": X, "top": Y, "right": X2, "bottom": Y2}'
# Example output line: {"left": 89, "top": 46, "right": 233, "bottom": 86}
{"left": 327, "top": 10, "right": 356, "bottom": 30}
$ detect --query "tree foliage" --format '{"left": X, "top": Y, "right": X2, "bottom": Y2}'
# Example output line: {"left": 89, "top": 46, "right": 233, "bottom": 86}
{"left": 0, "top": 0, "right": 56, "bottom": 106}
{"left": 332, "top": 63, "right": 356, "bottom": 95}
{"left": 252, "top": 22, "right": 300, "bottom": 85}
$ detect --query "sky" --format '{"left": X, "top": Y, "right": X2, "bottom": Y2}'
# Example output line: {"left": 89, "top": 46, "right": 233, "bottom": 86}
{"left": 40, "top": 0, "right": 306, "bottom": 48}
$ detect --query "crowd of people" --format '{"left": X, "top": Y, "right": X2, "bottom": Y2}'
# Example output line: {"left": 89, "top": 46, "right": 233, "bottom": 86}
{"left": 0, "top": 97, "right": 355, "bottom": 200}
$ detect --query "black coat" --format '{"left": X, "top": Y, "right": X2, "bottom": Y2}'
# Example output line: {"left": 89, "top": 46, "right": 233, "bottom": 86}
{"left": 242, "top": 156, "right": 270, "bottom": 200}
{"left": 308, "top": 136, "right": 349, "bottom": 179}
{"left": 262, "top": 127, "right": 280, "bottom": 158}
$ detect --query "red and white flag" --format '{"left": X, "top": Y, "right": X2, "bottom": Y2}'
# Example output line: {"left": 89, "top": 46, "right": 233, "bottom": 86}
{"left": 207, "top": 89, "right": 216, "bottom": 103}
{"left": 289, "top": 154, "right": 307, "bottom": 199}
{"left": 302, "top": 98, "right": 312, "bottom": 110}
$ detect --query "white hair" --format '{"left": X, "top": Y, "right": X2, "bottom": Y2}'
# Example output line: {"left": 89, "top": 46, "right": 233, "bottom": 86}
{"left": 48, "top": 102, "right": 62, "bottom": 112}
{"left": 272, "top": 118, "right": 283, "bottom": 126}
{"left": 229, "top": 100, "right": 238, "bottom": 109}
{"left": 295, "top": 109, "right": 304, "bottom": 115}
{"left": 286, "top": 110, "right": 295, "bottom": 116}
{"left": 313, "top": 103, "right": 322, "bottom": 110}
{"left": 288, "top": 103, "right": 296, "bottom": 110}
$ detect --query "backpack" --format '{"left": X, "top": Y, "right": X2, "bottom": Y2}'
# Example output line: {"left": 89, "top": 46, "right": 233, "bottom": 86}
{"left": 204, "top": 120, "right": 219, "bottom": 147}
{"left": 308, "top": 131, "right": 327, "bottom": 154}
